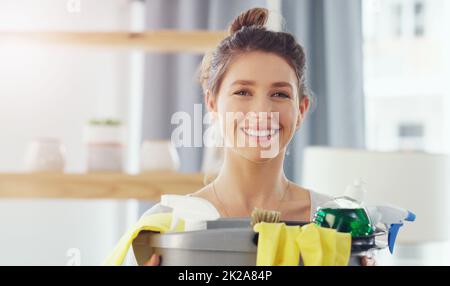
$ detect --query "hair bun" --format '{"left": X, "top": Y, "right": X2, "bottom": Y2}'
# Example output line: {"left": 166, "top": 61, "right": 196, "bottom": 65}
{"left": 228, "top": 7, "right": 269, "bottom": 35}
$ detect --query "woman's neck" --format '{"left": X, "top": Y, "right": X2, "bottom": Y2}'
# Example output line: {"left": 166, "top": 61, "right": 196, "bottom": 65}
{"left": 213, "top": 148, "right": 289, "bottom": 215}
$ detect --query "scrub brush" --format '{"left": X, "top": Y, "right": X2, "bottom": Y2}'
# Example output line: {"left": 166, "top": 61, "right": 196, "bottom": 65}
{"left": 251, "top": 208, "right": 281, "bottom": 246}
{"left": 250, "top": 208, "right": 281, "bottom": 227}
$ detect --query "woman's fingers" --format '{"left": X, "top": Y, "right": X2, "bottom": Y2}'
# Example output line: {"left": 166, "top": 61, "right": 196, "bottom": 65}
{"left": 360, "top": 256, "right": 376, "bottom": 266}
{"left": 143, "top": 254, "right": 160, "bottom": 266}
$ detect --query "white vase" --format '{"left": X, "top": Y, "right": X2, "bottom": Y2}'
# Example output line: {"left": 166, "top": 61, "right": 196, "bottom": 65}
{"left": 86, "top": 143, "right": 123, "bottom": 172}
{"left": 84, "top": 124, "right": 124, "bottom": 172}
{"left": 24, "top": 138, "right": 66, "bottom": 172}
{"left": 140, "top": 140, "right": 180, "bottom": 172}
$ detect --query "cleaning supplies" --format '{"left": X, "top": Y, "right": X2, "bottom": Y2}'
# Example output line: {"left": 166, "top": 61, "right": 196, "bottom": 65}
{"left": 313, "top": 180, "right": 374, "bottom": 237}
{"left": 313, "top": 179, "right": 416, "bottom": 255}
{"left": 105, "top": 195, "right": 364, "bottom": 266}
{"left": 128, "top": 217, "right": 354, "bottom": 266}
{"left": 102, "top": 212, "right": 184, "bottom": 266}
{"left": 250, "top": 208, "right": 352, "bottom": 265}
{"left": 296, "top": 223, "right": 352, "bottom": 266}
{"left": 103, "top": 195, "right": 219, "bottom": 266}
{"left": 366, "top": 205, "right": 416, "bottom": 253}
{"left": 160, "top": 194, "right": 220, "bottom": 231}
{"left": 253, "top": 222, "right": 352, "bottom": 266}
{"left": 250, "top": 208, "right": 281, "bottom": 226}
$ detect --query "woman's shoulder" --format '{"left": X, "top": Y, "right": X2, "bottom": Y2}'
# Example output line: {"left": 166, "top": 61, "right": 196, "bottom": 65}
{"left": 308, "top": 189, "right": 333, "bottom": 203}
{"left": 288, "top": 181, "right": 331, "bottom": 199}
{"left": 139, "top": 186, "right": 212, "bottom": 219}
{"left": 286, "top": 182, "right": 333, "bottom": 220}
{"left": 307, "top": 188, "right": 333, "bottom": 214}
{"left": 188, "top": 185, "right": 214, "bottom": 201}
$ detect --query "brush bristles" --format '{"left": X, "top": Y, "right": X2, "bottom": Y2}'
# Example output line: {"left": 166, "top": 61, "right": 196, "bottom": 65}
{"left": 251, "top": 208, "right": 281, "bottom": 226}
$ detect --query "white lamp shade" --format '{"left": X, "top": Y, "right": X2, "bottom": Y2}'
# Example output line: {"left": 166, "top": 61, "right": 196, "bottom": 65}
{"left": 302, "top": 147, "right": 450, "bottom": 244}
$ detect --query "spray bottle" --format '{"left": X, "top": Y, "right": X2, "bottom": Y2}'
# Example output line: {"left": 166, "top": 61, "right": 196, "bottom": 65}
{"left": 313, "top": 179, "right": 416, "bottom": 254}
{"left": 313, "top": 180, "right": 374, "bottom": 237}
{"left": 366, "top": 205, "right": 416, "bottom": 253}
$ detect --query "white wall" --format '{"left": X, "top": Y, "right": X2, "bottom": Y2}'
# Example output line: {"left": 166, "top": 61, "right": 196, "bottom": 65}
{"left": 0, "top": 199, "right": 127, "bottom": 266}
{"left": 0, "top": 0, "right": 130, "bottom": 31}
{"left": 443, "top": 1, "right": 450, "bottom": 154}
{"left": 0, "top": 0, "right": 132, "bottom": 172}
{"left": 0, "top": 0, "right": 140, "bottom": 265}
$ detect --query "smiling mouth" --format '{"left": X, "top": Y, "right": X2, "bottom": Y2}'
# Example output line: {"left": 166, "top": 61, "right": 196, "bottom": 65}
{"left": 240, "top": 127, "right": 281, "bottom": 141}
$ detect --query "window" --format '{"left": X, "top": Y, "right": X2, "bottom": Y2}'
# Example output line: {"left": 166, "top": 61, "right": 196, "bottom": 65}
{"left": 363, "top": 0, "right": 449, "bottom": 155}
{"left": 393, "top": 3, "right": 403, "bottom": 37}
{"left": 398, "top": 123, "right": 425, "bottom": 151}
{"left": 414, "top": 1, "right": 425, "bottom": 37}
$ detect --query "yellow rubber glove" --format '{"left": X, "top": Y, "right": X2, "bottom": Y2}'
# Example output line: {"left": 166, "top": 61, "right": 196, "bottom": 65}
{"left": 255, "top": 222, "right": 351, "bottom": 266}
{"left": 295, "top": 223, "right": 323, "bottom": 265}
{"left": 253, "top": 222, "right": 301, "bottom": 266}
{"left": 334, "top": 231, "right": 352, "bottom": 266}
{"left": 297, "top": 223, "right": 351, "bottom": 266}
{"left": 102, "top": 213, "right": 184, "bottom": 266}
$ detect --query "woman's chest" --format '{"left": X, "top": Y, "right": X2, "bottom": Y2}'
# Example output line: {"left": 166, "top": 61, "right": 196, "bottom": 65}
{"left": 279, "top": 201, "right": 311, "bottom": 222}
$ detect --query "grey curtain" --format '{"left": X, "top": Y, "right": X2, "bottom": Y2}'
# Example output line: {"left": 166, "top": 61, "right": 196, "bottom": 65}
{"left": 141, "top": 0, "right": 365, "bottom": 187}
{"left": 281, "top": 0, "right": 365, "bottom": 182}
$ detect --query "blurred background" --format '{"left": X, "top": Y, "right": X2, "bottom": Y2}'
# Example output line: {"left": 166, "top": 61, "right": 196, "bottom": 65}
{"left": 0, "top": 0, "right": 449, "bottom": 265}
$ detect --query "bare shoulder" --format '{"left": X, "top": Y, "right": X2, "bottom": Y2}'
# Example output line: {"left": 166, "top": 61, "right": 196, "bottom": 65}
{"left": 188, "top": 184, "right": 215, "bottom": 201}
{"left": 285, "top": 182, "right": 311, "bottom": 202}
{"left": 188, "top": 184, "right": 223, "bottom": 215}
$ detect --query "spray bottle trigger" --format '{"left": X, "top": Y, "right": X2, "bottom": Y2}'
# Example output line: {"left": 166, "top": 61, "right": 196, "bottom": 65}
{"left": 388, "top": 223, "right": 403, "bottom": 254}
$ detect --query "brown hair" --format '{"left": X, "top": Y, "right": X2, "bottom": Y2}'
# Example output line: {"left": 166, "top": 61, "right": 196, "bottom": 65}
{"left": 198, "top": 7, "right": 309, "bottom": 100}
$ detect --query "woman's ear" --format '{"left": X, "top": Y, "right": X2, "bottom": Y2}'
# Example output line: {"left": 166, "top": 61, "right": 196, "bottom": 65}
{"left": 296, "top": 96, "right": 310, "bottom": 130}
{"left": 204, "top": 89, "right": 217, "bottom": 113}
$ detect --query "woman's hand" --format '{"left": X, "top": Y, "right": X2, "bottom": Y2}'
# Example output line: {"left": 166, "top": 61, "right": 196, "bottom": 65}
{"left": 360, "top": 256, "right": 376, "bottom": 266}
{"left": 143, "top": 254, "right": 161, "bottom": 266}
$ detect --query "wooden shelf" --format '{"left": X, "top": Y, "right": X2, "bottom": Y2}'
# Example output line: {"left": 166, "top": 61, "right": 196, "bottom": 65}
{"left": 0, "top": 172, "right": 205, "bottom": 200}
{"left": 0, "top": 30, "right": 228, "bottom": 53}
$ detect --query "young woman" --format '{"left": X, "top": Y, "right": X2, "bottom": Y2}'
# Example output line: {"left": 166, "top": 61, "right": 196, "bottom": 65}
{"left": 141, "top": 7, "right": 375, "bottom": 266}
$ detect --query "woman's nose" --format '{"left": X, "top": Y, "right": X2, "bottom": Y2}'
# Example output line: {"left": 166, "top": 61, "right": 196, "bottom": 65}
{"left": 250, "top": 96, "right": 274, "bottom": 114}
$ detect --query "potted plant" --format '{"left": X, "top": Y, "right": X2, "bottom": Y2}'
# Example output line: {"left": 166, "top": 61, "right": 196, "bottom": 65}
{"left": 84, "top": 118, "right": 124, "bottom": 172}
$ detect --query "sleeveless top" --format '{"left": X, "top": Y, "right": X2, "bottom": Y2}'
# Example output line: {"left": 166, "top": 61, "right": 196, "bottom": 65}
{"left": 140, "top": 189, "right": 332, "bottom": 221}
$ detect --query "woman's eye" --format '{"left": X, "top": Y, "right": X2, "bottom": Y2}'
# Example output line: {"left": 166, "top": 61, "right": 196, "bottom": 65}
{"left": 234, "top": 90, "right": 250, "bottom": 96}
{"left": 272, "top": 92, "right": 290, "bottom": 99}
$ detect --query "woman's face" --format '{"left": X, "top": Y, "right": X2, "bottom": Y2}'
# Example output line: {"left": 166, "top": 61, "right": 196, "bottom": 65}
{"left": 206, "top": 51, "right": 309, "bottom": 162}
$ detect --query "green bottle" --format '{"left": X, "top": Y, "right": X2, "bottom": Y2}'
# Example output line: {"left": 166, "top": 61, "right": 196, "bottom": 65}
{"left": 313, "top": 180, "right": 374, "bottom": 237}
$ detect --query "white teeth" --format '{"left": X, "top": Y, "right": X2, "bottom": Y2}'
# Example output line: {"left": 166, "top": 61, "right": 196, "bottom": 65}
{"left": 243, "top": 129, "right": 279, "bottom": 137}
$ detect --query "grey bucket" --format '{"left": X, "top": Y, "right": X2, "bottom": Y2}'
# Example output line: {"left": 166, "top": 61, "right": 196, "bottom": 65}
{"left": 132, "top": 218, "right": 382, "bottom": 266}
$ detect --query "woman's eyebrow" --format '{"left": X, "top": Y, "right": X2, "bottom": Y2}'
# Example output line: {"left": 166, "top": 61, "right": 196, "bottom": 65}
{"left": 271, "top": 81, "right": 293, "bottom": 90}
{"left": 230, "top": 80, "right": 293, "bottom": 90}
{"left": 231, "top": 80, "right": 256, "bottom": 86}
